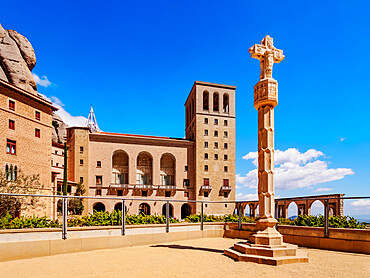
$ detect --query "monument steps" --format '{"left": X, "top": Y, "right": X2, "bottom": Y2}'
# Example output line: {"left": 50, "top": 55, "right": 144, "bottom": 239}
{"left": 224, "top": 247, "right": 309, "bottom": 266}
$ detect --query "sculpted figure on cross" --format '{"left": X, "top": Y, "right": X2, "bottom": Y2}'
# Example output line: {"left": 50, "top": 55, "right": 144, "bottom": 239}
{"left": 249, "top": 35, "right": 285, "bottom": 80}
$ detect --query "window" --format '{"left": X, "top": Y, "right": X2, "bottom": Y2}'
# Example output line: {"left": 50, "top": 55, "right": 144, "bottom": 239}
{"left": 6, "top": 139, "right": 16, "bottom": 155}
{"left": 224, "top": 131, "right": 228, "bottom": 138}
{"left": 223, "top": 94, "right": 229, "bottom": 113}
{"left": 9, "top": 120, "right": 15, "bottom": 130}
{"left": 204, "top": 129, "right": 208, "bottom": 136}
{"left": 117, "top": 190, "right": 123, "bottom": 196}
{"left": 223, "top": 179, "right": 229, "bottom": 186}
{"left": 224, "top": 166, "right": 228, "bottom": 172}
{"left": 183, "top": 179, "right": 190, "bottom": 187}
{"left": 204, "top": 165, "right": 208, "bottom": 171}
{"left": 205, "top": 204, "right": 208, "bottom": 207}
{"left": 97, "top": 161, "right": 102, "bottom": 168}
{"left": 213, "top": 93, "right": 219, "bottom": 111}
{"left": 224, "top": 143, "right": 228, "bottom": 149}
{"left": 184, "top": 191, "right": 189, "bottom": 197}
{"left": 80, "top": 159, "right": 84, "bottom": 166}
{"left": 96, "top": 189, "right": 102, "bottom": 196}
{"left": 80, "top": 146, "right": 84, "bottom": 153}
{"left": 55, "top": 150, "right": 58, "bottom": 154}
{"left": 224, "top": 120, "right": 228, "bottom": 126}
{"left": 203, "top": 178, "right": 209, "bottom": 186}
{"left": 214, "top": 130, "right": 218, "bottom": 137}
{"left": 225, "top": 203, "right": 228, "bottom": 207}
{"left": 96, "top": 176, "right": 102, "bottom": 185}
{"left": 224, "top": 154, "right": 228, "bottom": 161}
{"left": 214, "top": 119, "right": 218, "bottom": 125}
{"left": 204, "top": 191, "right": 209, "bottom": 198}
{"left": 204, "top": 153, "right": 208, "bottom": 159}
{"left": 56, "top": 163, "right": 59, "bottom": 167}
{"left": 35, "top": 128, "right": 40, "bottom": 138}
{"left": 224, "top": 192, "right": 229, "bottom": 198}
{"left": 204, "top": 142, "right": 208, "bottom": 148}
{"left": 185, "top": 165, "right": 188, "bottom": 171}
{"left": 214, "top": 142, "right": 218, "bottom": 149}
{"left": 203, "top": 91, "right": 209, "bottom": 110}
{"left": 5, "top": 164, "right": 17, "bottom": 181}
{"left": 35, "top": 111, "right": 41, "bottom": 121}
{"left": 80, "top": 177, "right": 84, "bottom": 183}
{"left": 142, "top": 191, "right": 148, "bottom": 197}
{"left": 165, "top": 191, "right": 171, "bottom": 198}
{"left": 204, "top": 118, "right": 208, "bottom": 124}
{"left": 9, "top": 100, "right": 15, "bottom": 111}
{"left": 214, "top": 154, "right": 218, "bottom": 160}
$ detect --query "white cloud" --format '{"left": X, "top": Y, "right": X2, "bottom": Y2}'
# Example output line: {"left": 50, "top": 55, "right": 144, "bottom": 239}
{"left": 39, "top": 94, "right": 88, "bottom": 127}
{"left": 32, "top": 73, "right": 51, "bottom": 87}
{"left": 237, "top": 148, "right": 354, "bottom": 190}
{"left": 314, "top": 188, "right": 333, "bottom": 192}
{"left": 340, "top": 138, "right": 346, "bottom": 142}
{"left": 236, "top": 193, "right": 258, "bottom": 201}
{"left": 351, "top": 199, "right": 370, "bottom": 208}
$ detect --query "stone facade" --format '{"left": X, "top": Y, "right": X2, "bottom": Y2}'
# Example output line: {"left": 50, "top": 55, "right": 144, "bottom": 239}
{"left": 185, "top": 81, "right": 236, "bottom": 215}
{"left": 66, "top": 81, "right": 236, "bottom": 219}
{"left": 0, "top": 79, "right": 56, "bottom": 216}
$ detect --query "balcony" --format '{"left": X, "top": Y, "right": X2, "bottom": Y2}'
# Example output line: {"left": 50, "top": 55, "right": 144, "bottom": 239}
{"left": 158, "top": 185, "right": 176, "bottom": 190}
{"left": 110, "top": 183, "right": 131, "bottom": 188}
{"left": 201, "top": 185, "right": 212, "bottom": 191}
{"left": 221, "top": 186, "right": 232, "bottom": 191}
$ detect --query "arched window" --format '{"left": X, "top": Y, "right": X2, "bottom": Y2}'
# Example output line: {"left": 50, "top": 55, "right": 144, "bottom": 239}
{"left": 162, "top": 203, "right": 174, "bottom": 218}
{"left": 136, "top": 152, "right": 153, "bottom": 185}
{"left": 213, "top": 92, "right": 219, "bottom": 112}
{"left": 181, "top": 203, "right": 192, "bottom": 219}
{"left": 112, "top": 150, "right": 129, "bottom": 185}
{"left": 13, "top": 166, "right": 17, "bottom": 181}
{"left": 93, "top": 202, "right": 106, "bottom": 212}
{"left": 223, "top": 94, "right": 229, "bottom": 113}
{"left": 139, "top": 203, "right": 150, "bottom": 215}
{"left": 203, "top": 91, "right": 209, "bottom": 110}
{"left": 160, "top": 154, "right": 175, "bottom": 186}
{"left": 287, "top": 202, "right": 298, "bottom": 219}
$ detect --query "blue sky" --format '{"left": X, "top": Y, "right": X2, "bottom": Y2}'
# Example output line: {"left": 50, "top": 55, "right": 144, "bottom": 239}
{"left": 2, "top": 0, "right": 369, "bottom": 216}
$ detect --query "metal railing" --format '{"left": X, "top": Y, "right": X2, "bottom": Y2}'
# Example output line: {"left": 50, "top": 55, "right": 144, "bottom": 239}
{"left": 0, "top": 193, "right": 368, "bottom": 240}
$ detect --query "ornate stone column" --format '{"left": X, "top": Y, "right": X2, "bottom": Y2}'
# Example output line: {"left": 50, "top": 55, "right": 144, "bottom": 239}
{"left": 224, "top": 36, "right": 308, "bottom": 265}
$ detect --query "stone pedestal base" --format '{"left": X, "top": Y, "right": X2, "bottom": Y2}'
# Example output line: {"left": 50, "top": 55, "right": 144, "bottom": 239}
{"left": 224, "top": 242, "right": 308, "bottom": 266}
{"left": 224, "top": 218, "right": 308, "bottom": 265}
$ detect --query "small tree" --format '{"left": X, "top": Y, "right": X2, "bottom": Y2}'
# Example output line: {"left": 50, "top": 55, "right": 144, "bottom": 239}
{"left": 67, "top": 182, "right": 85, "bottom": 215}
{"left": 0, "top": 170, "right": 43, "bottom": 218}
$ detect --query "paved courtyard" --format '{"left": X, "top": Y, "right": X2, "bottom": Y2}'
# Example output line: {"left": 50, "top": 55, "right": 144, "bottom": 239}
{"left": 1, "top": 238, "right": 369, "bottom": 277}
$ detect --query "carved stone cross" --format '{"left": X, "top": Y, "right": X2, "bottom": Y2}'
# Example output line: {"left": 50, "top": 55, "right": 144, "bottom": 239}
{"left": 249, "top": 35, "right": 285, "bottom": 80}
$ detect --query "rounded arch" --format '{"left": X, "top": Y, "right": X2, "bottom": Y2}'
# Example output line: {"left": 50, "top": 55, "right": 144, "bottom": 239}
{"left": 244, "top": 204, "right": 251, "bottom": 216}
{"left": 223, "top": 93, "right": 229, "bottom": 113}
{"left": 287, "top": 201, "right": 298, "bottom": 219}
{"left": 162, "top": 203, "right": 174, "bottom": 218}
{"left": 160, "top": 153, "right": 176, "bottom": 186}
{"left": 139, "top": 203, "right": 151, "bottom": 215}
{"left": 213, "top": 92, "right": 219, "bottom": 112}
{"left": 112, "top": 150, "right": 129, "bottom": 185}
{"left": 114, "top": 202, "right": 127, "bottom": 212}
{"left": 309, "top": 200, "right": 325, "bottom": 216}
{"left": 93, "top": 202, "right": 106, "bottom": 212}
{"left": 255, "top": 204, "right": 260, "bottom": 217}
{"left": 181, "top": 203, "right": 192, "bottom": 219}
{"left": 136, "top": 152, "right": 153, "bottom": 185}
{"left": 203, "top": 91, "right": 209, "bottom": 110}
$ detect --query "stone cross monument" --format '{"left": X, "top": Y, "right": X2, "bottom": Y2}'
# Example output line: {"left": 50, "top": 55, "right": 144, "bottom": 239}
{"left": 248, "top": 35, "right": 284, "bottom": 246}
{"left": 224, "top": 35, "right": 308, "bottom": 265}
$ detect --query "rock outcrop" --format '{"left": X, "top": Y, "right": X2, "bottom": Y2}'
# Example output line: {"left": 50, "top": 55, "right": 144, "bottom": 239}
{"left": 52, "top": 113, "right": 68, "bottom": 144}
{"left": 0, "top": 24, "right": 37, "bottom": 94}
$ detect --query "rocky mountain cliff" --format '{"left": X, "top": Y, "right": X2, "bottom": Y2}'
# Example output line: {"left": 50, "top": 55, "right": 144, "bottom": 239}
{"left": 52, "top": 113, "right": 68, "bottom": 144}
{"left": 0, "top": 23, "right": 37, "bottom": 94}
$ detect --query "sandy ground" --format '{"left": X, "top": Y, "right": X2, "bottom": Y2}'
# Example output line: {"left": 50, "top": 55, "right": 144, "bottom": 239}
{"left": 0, "top": 238, "right": 369, "bottom": 278}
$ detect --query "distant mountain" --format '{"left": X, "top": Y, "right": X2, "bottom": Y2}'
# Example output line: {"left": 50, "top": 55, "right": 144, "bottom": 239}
{"left": 351, "top": 215, "right": 370, "bottom": 223}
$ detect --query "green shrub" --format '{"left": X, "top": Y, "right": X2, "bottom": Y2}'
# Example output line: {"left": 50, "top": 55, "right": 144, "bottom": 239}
{"left": 278, "top": 215, "right": 366, "bottom": 229}
{"left": 0, "top": 213, "right": 60, "bottom": 229}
